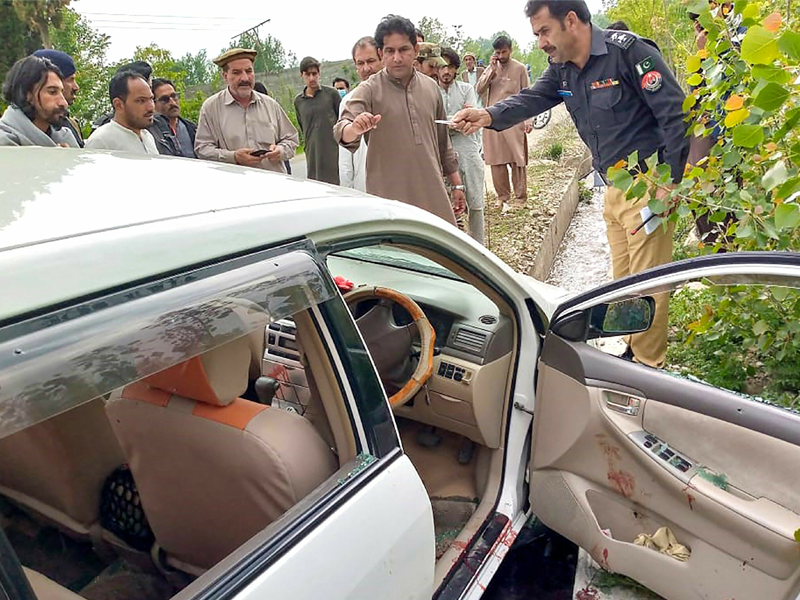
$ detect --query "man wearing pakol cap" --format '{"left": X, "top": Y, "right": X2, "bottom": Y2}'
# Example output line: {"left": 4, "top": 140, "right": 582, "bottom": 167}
{"left": 460, "top": 52, "right": 485, "bottom": 98}
{"left": 195, "top": 48, "right": 298, "bottom": 172}
{"left": 334, "top": 15, "right": 466, "bottom": 225}
{"left": 415, "top": 42, "right": 446, "bottom": 82}
{"left": 32, "top": 49, "right": 83, "bottom": 146}
{"left": 0, "top": 55, "right": 79, "bottom": 147}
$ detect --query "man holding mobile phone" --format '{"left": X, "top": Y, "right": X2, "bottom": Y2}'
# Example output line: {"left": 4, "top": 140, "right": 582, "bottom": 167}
{"left": 477, "top": 36, "right": 532, "bottom": 209}
{"left": 195, "top": 48, "right": 298, "bottom": 172}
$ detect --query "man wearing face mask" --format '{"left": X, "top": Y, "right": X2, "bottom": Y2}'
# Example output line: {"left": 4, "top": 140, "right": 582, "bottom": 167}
{"left": 333, "top": 78, "right": 350, "bottom": 98}
{"left": 195, "top": 48, "right": 298, "bottom": 172}
{"left": 0, "top": 55, "right": 79, "bottom": 147}
{"left": 294, "top": 56, "right": 341, "bottom": 184}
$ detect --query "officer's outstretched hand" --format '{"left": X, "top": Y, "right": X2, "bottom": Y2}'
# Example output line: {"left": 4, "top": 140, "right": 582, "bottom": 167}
{"left": 451, "top": 108, "right": 492, "bottom": 135}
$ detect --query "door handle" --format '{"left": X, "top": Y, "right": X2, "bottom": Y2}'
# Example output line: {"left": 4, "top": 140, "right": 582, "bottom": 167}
{"left": 604, "top": 391, "right": 641, "bottom": 416}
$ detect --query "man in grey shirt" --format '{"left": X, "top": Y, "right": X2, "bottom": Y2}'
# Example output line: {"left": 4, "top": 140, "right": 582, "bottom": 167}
{"left": 0, "top": 55, "right": 79, "bottom": 147}
{"left": 195, "top": 48, "right": 298, "bottom": 172}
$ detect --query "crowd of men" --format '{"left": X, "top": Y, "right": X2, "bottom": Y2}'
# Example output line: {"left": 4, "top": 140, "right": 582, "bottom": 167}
{"left": 1, "top": 0, "right": 703, "bottom": 370}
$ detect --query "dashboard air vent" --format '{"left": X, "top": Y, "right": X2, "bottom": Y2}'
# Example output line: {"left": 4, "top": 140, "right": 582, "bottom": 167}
{"left": 479, "top": 315, "right": 498, "bottom": 325}
{"left": 452, "top": 327, "right": 488, "bottom": 355}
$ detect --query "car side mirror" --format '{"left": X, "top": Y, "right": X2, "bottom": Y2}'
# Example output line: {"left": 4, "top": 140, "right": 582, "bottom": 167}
{"left": 551, "top": 296, "right": 655, "bottom": 341}
{"left": 589, "top": 297, "right": 655, "bottom": 338}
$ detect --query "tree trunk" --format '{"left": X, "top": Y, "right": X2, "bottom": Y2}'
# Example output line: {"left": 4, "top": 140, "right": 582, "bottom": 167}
{"left": 37, "top": 18, "right": 51, "bottom": 49}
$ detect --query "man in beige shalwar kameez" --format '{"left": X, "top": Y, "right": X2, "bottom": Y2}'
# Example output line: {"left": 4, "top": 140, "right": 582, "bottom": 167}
{"left": 334, "top": 15, "right": 466, "bottom": 226}
{"left": 478, "top": 36, "right": 532, "bottom": 207}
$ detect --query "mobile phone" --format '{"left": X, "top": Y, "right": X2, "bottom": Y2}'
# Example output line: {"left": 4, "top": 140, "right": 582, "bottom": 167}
{"left": 250, "top": 148, "right": 268, "bottom": 157}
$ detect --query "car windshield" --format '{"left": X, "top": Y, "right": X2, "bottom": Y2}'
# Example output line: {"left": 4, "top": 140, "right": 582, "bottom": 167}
{"left": 334, "top": 245, "right": 462, "bottom": 281}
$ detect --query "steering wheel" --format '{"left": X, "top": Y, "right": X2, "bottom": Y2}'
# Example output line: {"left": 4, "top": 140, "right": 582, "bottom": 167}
{"left": 343, "top": 286, "right": 436, "bottom": 408}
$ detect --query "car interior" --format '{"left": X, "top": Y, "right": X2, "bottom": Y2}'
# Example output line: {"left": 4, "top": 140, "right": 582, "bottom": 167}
{"left": 0, "top": 279, "right": 360, "bottom": 599}
{"left": 0, "top": 242, "right": 522, "bottom": 600}
{"left": 326, "top": 243, "right": 520, "bottom": 582}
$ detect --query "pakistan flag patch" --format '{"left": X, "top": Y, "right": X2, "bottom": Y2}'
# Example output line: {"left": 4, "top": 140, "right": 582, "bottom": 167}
{"left": 635, "top": 56, "right": 655, "bottom": 77}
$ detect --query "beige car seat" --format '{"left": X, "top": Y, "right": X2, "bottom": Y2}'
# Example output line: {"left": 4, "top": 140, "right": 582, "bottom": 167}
{"left": 106, "top": 335, "right": 338, "bottom": 572}
{"left": 0, "top": 399, "right": 125, "bottom": 539}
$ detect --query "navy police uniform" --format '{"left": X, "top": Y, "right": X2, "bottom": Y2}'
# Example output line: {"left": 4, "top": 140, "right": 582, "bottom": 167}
{"left": 487, "top": 25, "right": 690, "bottom": 368}
{"left": 487, "top": 25, "right": 689, "bottom": 182}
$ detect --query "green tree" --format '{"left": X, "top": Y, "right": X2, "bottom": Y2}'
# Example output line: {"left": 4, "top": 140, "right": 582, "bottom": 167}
{"left": 226, "top": 32, "right": 293, "bottom": 74}
{"left": 417, "top": 16, "right": 466, "bottom": 54}
{"left": 0, "top": 0, "right": 41, "bottom": 107}
{"left": 49, "top": 7, "right": 110, "bottom": 134}
{"left": 174, "top": 50, "right": 215, "bottom": 86}
{"left": 12, "top": 0, "right": 70, "bottom": 49}
{"left": 603, "top": 0, "right": 695, "bottom": 71}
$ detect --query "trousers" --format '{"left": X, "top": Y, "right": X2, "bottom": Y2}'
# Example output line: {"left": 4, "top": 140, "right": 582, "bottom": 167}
{"left": 491, "top": 164, "right": 527, "bottom": 203}
{"left": 603, "top": 186, "right": 674, "bottom": 368}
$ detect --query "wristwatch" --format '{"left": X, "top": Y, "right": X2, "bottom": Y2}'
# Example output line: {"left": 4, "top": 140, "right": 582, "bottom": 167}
{"left": 452, "top": 185, "right": 466, "bottom": 191}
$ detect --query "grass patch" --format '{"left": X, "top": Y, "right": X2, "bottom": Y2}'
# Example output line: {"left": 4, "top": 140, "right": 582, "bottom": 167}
{"left": 544, "top": 142, "right": 564, "bottom": 162}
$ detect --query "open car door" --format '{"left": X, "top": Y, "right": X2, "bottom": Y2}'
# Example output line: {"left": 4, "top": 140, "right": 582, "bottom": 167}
{"left": 529, "top": 252, "right": 800, "bottom": 600}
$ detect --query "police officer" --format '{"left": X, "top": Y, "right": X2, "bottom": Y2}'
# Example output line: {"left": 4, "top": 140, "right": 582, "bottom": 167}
{"left": 453, "top": 0, "right": 689, "bottom": 369}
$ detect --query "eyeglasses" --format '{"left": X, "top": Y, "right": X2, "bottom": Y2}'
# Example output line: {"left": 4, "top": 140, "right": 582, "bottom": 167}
{"left": 156, "top": 92, "right": 180, "bottom": 103}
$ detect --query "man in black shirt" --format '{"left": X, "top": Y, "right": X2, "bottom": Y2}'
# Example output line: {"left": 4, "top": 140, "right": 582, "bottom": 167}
{"left": 453, "top": 0, "right": 689, "bottom": 368}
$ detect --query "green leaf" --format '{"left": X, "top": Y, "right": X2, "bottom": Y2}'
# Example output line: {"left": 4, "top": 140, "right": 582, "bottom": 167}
{"left": 753, "top": 320, "right": 770, "bottom": 336}
{"left": 776, "top": 177, "right": 800, "bottom": 200}
{"left": 742, "top": 3, "right": 760, "bottom": 19}
{"left": 627, "top": 150, "right": 639, "bottom": 170}
{"left": 751, "top": 64, "right": 790, "bottom": 84}
{"left": 732, "top": 124, "right": 764, "bottom": 148}
{"left": 722, "top": 148, "right": 742, "bottom": 168}
{"left": 753, "top": 82, "right": 790, "bottom": 112}
{"left": 778, "top": 31, "right": 800, "bottom": 60}
{"left": 693, "top": 123, "right": 707, "bottom": 136}
{"left": 609, "top": 169, "right": 633, "bottom": 192}
{"left": 763, "top": 161, "right": 789, "bottom": 191}
{"left": 736, "top": 222, "right": 754, "bottom": 239}
{"left": 775, "top": 203, "right": 800, "bottom": 229}
{"left": 682, "top": 94, "right": 697, "bottom": 113}
{"left": 686, "top": 55, "right": 702, "bottom": 73}
{"left": 687, "top": 0, "right": 709, "bottom": 14}
{"left": 648, "top": 197, "right": 667, "bottom": 214}
{"left": 741, "top": 26, "right": 780, "bottom": 64}
{"left": 687, "top": 73, "right": 704, "bottom": 86}
{"left": 724, "top": 108, "right": 750, "bottom": 127}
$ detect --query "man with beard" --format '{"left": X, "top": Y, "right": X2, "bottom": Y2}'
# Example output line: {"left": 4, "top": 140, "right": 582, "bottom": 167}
{"left": 338, "top": 36, "right": 381, "bottom": 191}
{"left": 195, "top": 48, "right": 298, "bottom": 172}
{"left": 439, "top": 47, "right": 485, "bottom": 244}
{"left": 85, "top": 71, "right": 159, "bottom": 154}
{"left": 0, "top": 55, "right": 78, "bottom": 147}
{"left": 32, "top": 49, "right": 83, "bottom": 146}
{"left": 477, "top": 35, "right": 532, "bottom": 209}
{"left": 452, "top": 0, "right": 688, "bottom": 368}
{"left": 334, "top": 15, "right": 466, "bottom": 225}
{"left": 151, "top": 77, "right": 197, "bottom": 158}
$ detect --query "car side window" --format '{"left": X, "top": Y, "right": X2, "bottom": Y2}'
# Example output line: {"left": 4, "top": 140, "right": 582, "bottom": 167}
{"left": 0, "top": 243, "right": 389, "bottom": 599}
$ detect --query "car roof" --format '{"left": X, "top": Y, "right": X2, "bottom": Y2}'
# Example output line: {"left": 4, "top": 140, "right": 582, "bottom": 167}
{"left": 0, "top": 148, "right": 434, "bottom": 322}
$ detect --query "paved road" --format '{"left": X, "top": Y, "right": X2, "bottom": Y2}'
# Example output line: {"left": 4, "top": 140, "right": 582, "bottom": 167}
{"left": 289, "top": 153, "right": 307, "bottom": 180}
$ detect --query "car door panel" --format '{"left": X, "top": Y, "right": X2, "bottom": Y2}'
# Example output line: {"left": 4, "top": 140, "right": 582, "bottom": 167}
{"left": 530, "top": 335, "right": 800, "bottom": 600}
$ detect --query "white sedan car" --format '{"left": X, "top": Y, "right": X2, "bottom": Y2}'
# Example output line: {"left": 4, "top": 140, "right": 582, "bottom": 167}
{"left": 0, "top": 149, "right": 799, "bottom": 600}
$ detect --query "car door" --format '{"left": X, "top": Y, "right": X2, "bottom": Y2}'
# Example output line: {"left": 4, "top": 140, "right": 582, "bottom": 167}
{"left": 528, "top": 252, "right": 800, "bottom": 600}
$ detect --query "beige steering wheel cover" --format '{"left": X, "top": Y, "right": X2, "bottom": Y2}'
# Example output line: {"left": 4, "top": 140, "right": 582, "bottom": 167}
{"left": 343, "top": 286, "right": 436, "bottom": 408}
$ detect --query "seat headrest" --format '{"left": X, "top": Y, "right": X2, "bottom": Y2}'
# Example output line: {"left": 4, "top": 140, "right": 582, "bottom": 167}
{"left": 144, "top": 336, "right": 251, "bottom": 407}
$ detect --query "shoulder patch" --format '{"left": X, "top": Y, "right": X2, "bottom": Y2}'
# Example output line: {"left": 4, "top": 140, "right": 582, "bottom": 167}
{"left": 605, "top": 30, "right": 636, "bottom": 50}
